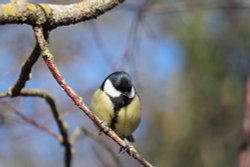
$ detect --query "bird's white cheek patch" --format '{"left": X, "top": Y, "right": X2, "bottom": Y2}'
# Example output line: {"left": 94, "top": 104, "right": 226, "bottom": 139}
{"left": 128, "top": 87, "right": 135, "bottom": 98}
{"left": 104, "top": 79, "right": 121, "bottom": 97}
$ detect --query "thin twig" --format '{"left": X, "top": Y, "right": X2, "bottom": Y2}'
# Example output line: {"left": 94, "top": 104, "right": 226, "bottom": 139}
{"left": 90, "top": 21, "right": 116, "bottom": 69}
{"left": 41, "top": 105, "right": 73, "bottom": 126}
{"left": 0, "top": 100, "right": 61, "bottom": 140}
{"left": 71, "top": 126, "right": 122, "bottom": 167}
{"left": 34, "top": 26, "right": 154, "bottom": 167}
{"left": 0, "top": 88, "right": 73, "bottom": 167}
{"left": 18, "top": 88, "right": 73, "bottom": 167}
{"left": 116, "top": 0, "right": 148, "bottom": 70}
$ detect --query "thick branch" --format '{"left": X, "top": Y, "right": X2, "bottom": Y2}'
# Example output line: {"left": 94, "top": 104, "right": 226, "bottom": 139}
{"left": 0, "top": 1, "right": 46, "bottom": 25}
{"left": 33, "top": 26, "right": 154, "bottom": 167}
{"left": 0, "top": 0, "right": 125, "bottom": 29}
{"left": 8, "top": 43, "right": 40, "bottom": 96}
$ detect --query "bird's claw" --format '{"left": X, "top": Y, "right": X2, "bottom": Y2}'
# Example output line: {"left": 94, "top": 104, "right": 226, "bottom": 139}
{"left": 119, "top": 139, "right": 137, "bottom": 155}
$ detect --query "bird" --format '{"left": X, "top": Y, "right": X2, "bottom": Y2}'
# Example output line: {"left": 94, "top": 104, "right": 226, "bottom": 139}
{"left": 90, "top": 71, "right": 141, "bottom": 143}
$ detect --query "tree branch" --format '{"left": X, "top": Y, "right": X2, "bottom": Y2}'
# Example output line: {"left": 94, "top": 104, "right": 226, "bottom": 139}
{"left": 0, "top": 88, "right": 73, "bottom": 167}
{"left": 0, "top": 0, "right": 125, "bottom": 30}
{"left": 0, "top": 99, "right": 61, "bottom": 141}
{"left": 18, "top": 88, "right": 73, "bottom": 167}
{"left": 8, "top": 43, "right": 40, "bottom": 96}
{"left": 33, "top": 26, "right": 154, "bottom": 167}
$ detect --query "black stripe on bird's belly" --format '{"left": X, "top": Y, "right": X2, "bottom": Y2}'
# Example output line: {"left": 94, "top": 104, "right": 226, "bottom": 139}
{"left": 109, "top": 95, "right": 133, "bottom": 130}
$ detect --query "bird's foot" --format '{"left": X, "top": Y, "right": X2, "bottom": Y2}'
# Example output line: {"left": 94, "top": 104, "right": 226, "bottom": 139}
{"left": 119, "top": 139, "right": 137, "bottom": 155}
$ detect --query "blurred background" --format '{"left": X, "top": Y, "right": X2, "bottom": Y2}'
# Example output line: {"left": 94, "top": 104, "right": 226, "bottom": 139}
{"left": 0, "top": 0, "right": 250, "bottom": 166}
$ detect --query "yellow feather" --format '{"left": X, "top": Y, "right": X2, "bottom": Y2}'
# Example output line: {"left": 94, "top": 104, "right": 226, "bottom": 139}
{"left": 90, "top": 89, "right": 114, "bottom": 126}
{"left": 115, "top": 95, "right": 141, "bottom": 137}
{"left": 90, "top": 89, "right": 141, "bottom": 137}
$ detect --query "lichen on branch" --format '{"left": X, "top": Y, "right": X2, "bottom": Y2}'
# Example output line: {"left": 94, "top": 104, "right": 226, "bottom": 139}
{"left": 0, "top": 0, "right": 125, "bottom": 29}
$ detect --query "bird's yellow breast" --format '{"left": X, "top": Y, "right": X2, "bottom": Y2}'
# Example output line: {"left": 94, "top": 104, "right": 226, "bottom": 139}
{"left": 90, "top": 89, "right": 141, "bottom": 137}
{"left": 115, "top": 95, "right": 141, "bottom": 137}
{"left": 90, "top": 89, "right": 114, "bottom": 125}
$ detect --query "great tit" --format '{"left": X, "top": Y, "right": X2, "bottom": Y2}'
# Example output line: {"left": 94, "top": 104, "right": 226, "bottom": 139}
{"left": 90, "top": 71, "right": 141, "bottom": 142}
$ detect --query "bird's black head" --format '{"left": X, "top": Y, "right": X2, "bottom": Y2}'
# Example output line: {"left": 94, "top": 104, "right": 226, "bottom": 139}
{"left": 108, "top": 71, "right": 132, "bottom": 93}
{"left": 101, "top": 71, "right": 135, "bottom": 98}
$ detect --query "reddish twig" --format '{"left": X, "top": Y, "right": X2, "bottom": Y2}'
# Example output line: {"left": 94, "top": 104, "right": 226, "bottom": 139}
{"left": 33, "top": 26, "right": 154, "bottom": 167}
{"left": 0, "top": 100, "right": 61, "bottom": 141}
{"left": 41, "top": 106, "right": 72, "bottom": 126}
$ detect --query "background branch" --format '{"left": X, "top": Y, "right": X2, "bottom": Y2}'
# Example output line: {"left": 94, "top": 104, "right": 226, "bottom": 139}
{"left": 238, "top": 70, "right": 250, "bottom": 167}
{"left": 0, "top": 88, "right": 73, "bottom": 167}
{"left": 0, "top": 99, "right": 61, "bottom": 141}
{"left": 71, "top": 126, "right": 122, "bottom": 167}
{"left": 18, "top": 88, "right": 73, "bottom": 167}
{"left": 8, "top": 43, "right": 40, "bottom": 96}
{"left": 90, "top": 21, "right": 116, "bottom": 69}
{"left": 121, "top": 1, "right": 250, "bottom": 13}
